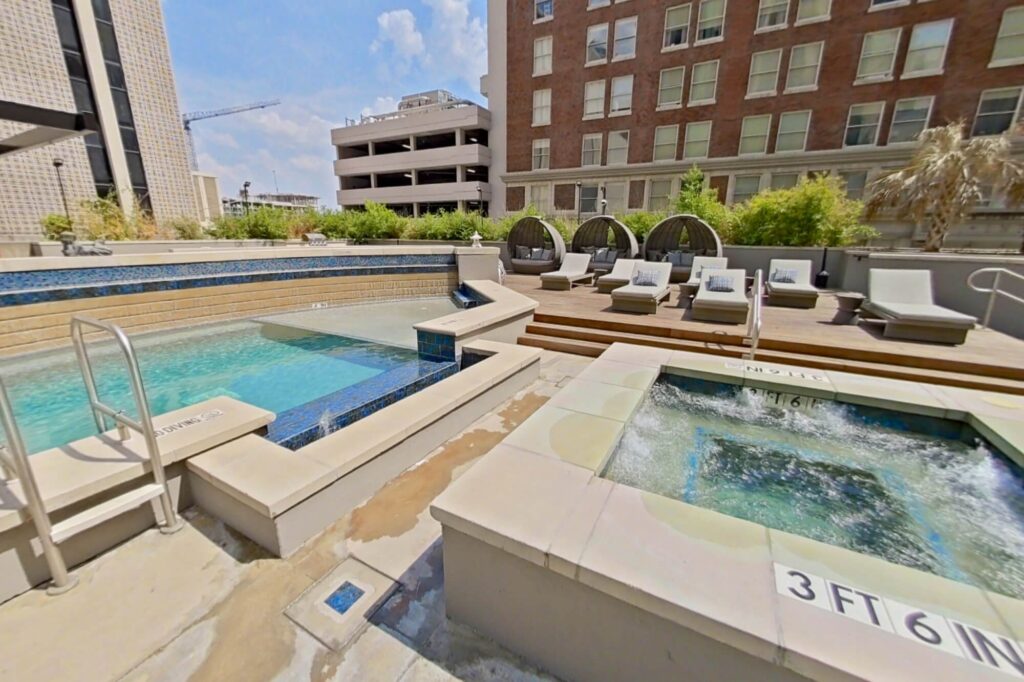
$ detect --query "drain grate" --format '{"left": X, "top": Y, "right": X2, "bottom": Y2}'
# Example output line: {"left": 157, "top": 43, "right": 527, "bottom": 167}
{"left": 324, "top": 581, "right": 365, "bottom": 615}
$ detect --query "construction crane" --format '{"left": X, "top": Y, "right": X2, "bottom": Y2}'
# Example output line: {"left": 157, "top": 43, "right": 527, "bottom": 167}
{"left": 182, "top": 99, "right": 280, "bottom": 170}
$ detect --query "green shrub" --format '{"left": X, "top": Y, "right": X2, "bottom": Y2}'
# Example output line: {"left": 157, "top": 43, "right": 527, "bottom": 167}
{"left": 620, "top": 211, "right": 665, "bottom": 243}
{"left": 167, "top": 217, "right": 206, "bottom": 240}
{"left": 209, "top": 215, "right": 247, "bottom": 240}
{"left": 345, "top": 202, "right": 407, "bottom": 244}
{"left": 673, "top": 166, "right": 732, "bottom": 237}
{"left": 237, "top": 206, "right": 289, "bottom": 240}
{"left": 405, "top": 209, "right": 490, "bottom": 241}
{"left": 729, "top": 175, "right": 878, "bottom": 247}
{"left": 78, "top": 193, "right": 159, "bottom": 240}
{"left": 41, "top": 213, "right": 72, "bottom": 240}
{"left": 315, "top": 210, "right": 351, "bottom": 239}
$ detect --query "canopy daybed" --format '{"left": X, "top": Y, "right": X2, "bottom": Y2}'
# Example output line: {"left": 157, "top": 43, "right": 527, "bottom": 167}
{"left": 641, "top": 214, "right": 724, "bottom": 282}
{"left": 569, "top": 215, "right": 639, "bottom": 272}
{"left": 506, "top": 216, "right": 567, "bottom": 274}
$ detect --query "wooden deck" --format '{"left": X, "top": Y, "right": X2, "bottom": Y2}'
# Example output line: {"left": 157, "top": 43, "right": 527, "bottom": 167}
{"left": 504, "top": 274, "right": 1024, "bottom": 379}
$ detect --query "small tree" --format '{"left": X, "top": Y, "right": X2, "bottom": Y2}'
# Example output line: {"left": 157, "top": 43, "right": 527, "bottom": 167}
{"left": 40, "top": 213, "right": 73, "bottom": 240}
{"left": 865, "top": 122, "right": 1024, "bottom": 251}
{"left": 673, "top": 166, "right": 732, "bottom": 236}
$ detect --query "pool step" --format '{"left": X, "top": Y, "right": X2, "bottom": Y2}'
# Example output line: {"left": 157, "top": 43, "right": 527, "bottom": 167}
{"left": 50, "top": 484, "right": 165, "bottom": 543}
{"left": 520, "top": 322, "right": 1024, "bottom": 395}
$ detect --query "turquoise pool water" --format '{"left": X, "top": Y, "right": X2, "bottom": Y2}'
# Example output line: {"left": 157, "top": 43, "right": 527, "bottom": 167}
{"left": 0, "top": 320, "right": 420, "bottom": 454}
{"left": 603, "top": 376, "right": 1024, "bottom": 599}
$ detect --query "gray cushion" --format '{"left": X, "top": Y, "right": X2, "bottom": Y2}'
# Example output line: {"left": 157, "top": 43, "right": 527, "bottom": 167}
{"left": 707, "top": 275, "right": 734, "bottom": 292}
{"left": 530, "top": 247, "right": 544, "bottom": 260}
{"left": 647, "top": 249, "right": 663, "bottom": 262}
{"left": 516, "top": 245, "right": 531, "bottom": 259}
{"left": 771, "top": 269, "right": 798, "bottom": 284}
{"left": 541, "top": 248, "right": 554, "bottom": 261}
{"left": 633, "top": 269, "right": 659, "bottom": 286}
{"left": 581, "top": 246, "right": 597, "bottom": 255}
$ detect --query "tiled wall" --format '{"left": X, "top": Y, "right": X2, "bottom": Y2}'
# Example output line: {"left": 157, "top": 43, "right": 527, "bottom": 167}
{"left": 0, "top": 271, "right": 458, "bottom": 357}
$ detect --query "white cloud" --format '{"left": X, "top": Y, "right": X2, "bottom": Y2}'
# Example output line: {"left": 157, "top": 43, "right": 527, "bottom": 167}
{"left": 360, "top": 96, "right": 399, "bottom": 118}
{"left": 371, "top": 9, "right": 425, "bottom": 61}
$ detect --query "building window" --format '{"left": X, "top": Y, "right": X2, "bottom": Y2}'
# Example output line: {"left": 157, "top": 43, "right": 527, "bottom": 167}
{"left": 889, "top": 96, "right": 933, "bottom": 143}
{"left": 587, "top": 24, "right": 609, "bottom": 64}
{"left": 739, "top": 114, "right": 772, "bottom": 155}
{"left": 529, "top": 184, "right": 551, "bottom": 211}
{"left": 771, "top": 173, "right": 800, "bottom": 190}
{"left": 532, "top": 139, "right": 550, "bottom": 170}
{"left": 870, "top": 0, "right": 908, "bottom": 9}
{"left": 653, "top": 125, "right": 679, "bottom": 161}
{"left": 972, "top": 87, "right": 1023, "bottom": 136}
{"left": 535, "top": 0, "right": 553, "bottom": 21}
{"left": 534, "top": 36, "right": 553, "bottom": 76}
{"left": 584, "top": 80, "right": 606, "bottom": 118}
{"left": 582, "top": 133, "right": 603, "bottom": 166}
{"left": 664, "top": 4, "right": 692, "bottom": 49}
{"left": 533, "top": 89, "right": 552, "bottom": 126}
{"left": 658, "top": 67, "right": 686, "bottom": 108}
{"left": 605, "top": 182, "right": 626, "bottom": 213}
{"left": 683, "top": 120, "right": 712, "bottom": 158}
{"left": 588, "top": 0, "right": 611, "bottom": 7}
{"left": 796, "top": 0, "right": 830, "bottom": 24}
{"left": 696, "top": 0, "right": 726, "bottom": 42}
{"left": 857, "top": 29, "right": 900, "bottom": 81}
{"left": 608, "top": 130, "right": 629, "bottom": 164}
{"left": 839, "top": 171, "right": 868, "bottom": 200}
{"left": 786, "top": 42, "right": 823, "bottom": 91}
{"left": 845, "top": 102, "right": 885, "bottom": 146}
{"left": 689, "top": 60, "right": 719, "bottom": 104}
{"left": 649, "top": 179, "right": 674, "bottom": 211}
{"left": 610, "top": 75, "right": 634, "bottom": 115}
{"left": 992, "top": 7, "right": 1024, "bottom": 67}
{"left": 580, "top": 184, "right": 600, "bottom": 213}
{"left": 747, "top": 49, "right": 782, "bottom": 97}
{"left": 757, "top": 0, "right": 789, "bottom": 31}
{"left": 733, "top": 176, "right": 762, "bottom": 204}
{"left": 613, "top": 17, "right": 638, "bottom": 60}
{"left": 904, "top": 19, "right": 953, "bottom": 77}
{"left": 776, "top": 111, "right": 811, "bottom": 152}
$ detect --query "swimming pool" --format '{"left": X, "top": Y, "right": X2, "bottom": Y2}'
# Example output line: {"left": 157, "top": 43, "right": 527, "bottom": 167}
{"left": 604, "top": 374, "right": 1024, "bottom": 599}
{"left": 1, "top": 319, "right": 455, "bottom": 453}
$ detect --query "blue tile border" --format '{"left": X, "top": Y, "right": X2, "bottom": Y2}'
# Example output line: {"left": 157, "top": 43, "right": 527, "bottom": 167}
{"left": 0, "top": 254, "right": 457, "bottom": 306}
{"left": 268, "top": 356, "right": 458, "bottom": 450}
{"left": 416, "top": 331, "right": 456, "bottom": 362}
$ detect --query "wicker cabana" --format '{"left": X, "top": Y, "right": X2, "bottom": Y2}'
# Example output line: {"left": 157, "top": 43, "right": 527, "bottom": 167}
{"left": 569, "top": 215, "right": 639, "bottom": 272}
{"left": 641, "top": 214, "right": 723, "bottom": 282}
{"left": 506, "top": 216, "right": 567, "bottom": 274}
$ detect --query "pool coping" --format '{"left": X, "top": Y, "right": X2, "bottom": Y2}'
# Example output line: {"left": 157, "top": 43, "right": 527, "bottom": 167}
{"left": 430, "top": 343, "right": 1024, "bottom": 681}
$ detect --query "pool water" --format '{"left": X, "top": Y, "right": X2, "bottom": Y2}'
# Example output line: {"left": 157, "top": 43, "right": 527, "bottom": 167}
{"left": 603, "top": 376, "right": 1024, "bottom": 599}
{"left": 0, "top": 320, "right": 423, "bottom": 454}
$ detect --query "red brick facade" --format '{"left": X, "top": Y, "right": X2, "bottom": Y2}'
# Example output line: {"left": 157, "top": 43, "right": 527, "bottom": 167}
{"left": 504, "top": 0, "right": 1024, "bottom": 211}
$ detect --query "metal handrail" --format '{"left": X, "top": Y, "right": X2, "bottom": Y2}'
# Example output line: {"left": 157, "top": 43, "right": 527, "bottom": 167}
{"left": 746, "top": 269, "right": 764, "bottom": 360}
{"left": 0, "top": 379, "right": 77, "bottom": 592}
{"left": 966, "top": 268, "right": 1024, "bottom": 328}
{"left": 69, "top": 316, "right": 182, "bottom": 534}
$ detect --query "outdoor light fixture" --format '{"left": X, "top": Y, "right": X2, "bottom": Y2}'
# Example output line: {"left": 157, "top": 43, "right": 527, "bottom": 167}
{"left": 575, "top": 181, "right": 583, "bottom": 223}
{"left": 52, "top": 158, "right": 70, "bottom": 223}
{"left": 241, "top": 180, "right": 251, "bottom": 216}
{"left": 470, "top": 231, "right": 483, "bottom": 248}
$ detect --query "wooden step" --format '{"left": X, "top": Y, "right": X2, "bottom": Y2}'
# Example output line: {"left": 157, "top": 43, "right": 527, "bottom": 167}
{"left": 533, "top": 311, "right": 1024, "bottom": 382}
{"left": 50, "top": 483, "right": 165, "bottom": 544}
{"left": 521, "top": 323, "right": 1024, "bottom": 395}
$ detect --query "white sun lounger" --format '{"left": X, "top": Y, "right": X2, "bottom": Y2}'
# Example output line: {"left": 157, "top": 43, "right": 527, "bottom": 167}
{"left": 692, "top": 268, "right": 750, "bottom": 324}
{"left": 679, "top": 256, "right": 728, "bottom": 299}
{"left": 596, "top": 258, "right": 643, "bottom": 293}
{"left": 610, "top": 261, "right": 673, "bottom": 314}
{"left": 766, "top": 259, "right": 819, "bottom": 309}
{"left": 862, "top": 269, "right": 976, "bottom": 345}
{"left": 540, "top": 253, "right": 594, "bottom": 290}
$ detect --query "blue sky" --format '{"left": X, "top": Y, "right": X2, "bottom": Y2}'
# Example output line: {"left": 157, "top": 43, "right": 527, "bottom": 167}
{"left": 162, "top": 0, "right": 488, "bottom": 207}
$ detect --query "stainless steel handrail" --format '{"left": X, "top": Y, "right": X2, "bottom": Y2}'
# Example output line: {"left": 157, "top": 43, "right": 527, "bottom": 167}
{"left": 746, "top": 269, "right": 764, "bottom": 360}
{"left": 69, "top": 316, "right": 182, "bottom": 534}
{"left": 0, "top": 379, "right": 77, "bottom": 593}
{"left": 966, "top": 267, "right": 1024, "bottom": 328}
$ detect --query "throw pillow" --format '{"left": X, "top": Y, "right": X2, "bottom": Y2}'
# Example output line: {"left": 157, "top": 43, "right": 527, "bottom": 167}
{"left": 771, "top": 269, "right": 798, "bottom": 283}
{"left": 678, "top": 252, "right": 695, "bottom": 266}
{"left": 605, "top": 250, "right": 619, "bottom": 264}
{"left": 530, "top": 247, "right": 544, "bottom": 260}
{"left": 594, "top": 247, "right": 610, "bottom": 263}
{"left": 633, "top": 269, "right": 659, "bottom": 287}
{"left": 707, "top": 275, "right": 734, "bottom": 292}
{"left": 516, "top": 245, "right": 530, "bottom": 259}
{"left": 541, "top": 248, "right": 553, "bottom": 261}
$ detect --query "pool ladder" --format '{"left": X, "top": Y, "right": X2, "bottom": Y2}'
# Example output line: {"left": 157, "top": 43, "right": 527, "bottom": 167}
{"left": 0, "top": 316, "right": 182, "bottom": 595}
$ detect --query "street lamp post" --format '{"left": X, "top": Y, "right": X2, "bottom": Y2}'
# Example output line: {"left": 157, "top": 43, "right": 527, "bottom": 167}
{"left": 241, "top": 181, "right": 251, "bottom": 216}
{"left": 575, "top": 181, "right": 582, "bottom": 224}
{"left": 52, "top": 158, "right": 70, "bottom": 224}
{"left": 600, "top": 185, "right": 607, "bottom": 215}
{"left": 476, "top": 183, "right": 483, "bottom": 216}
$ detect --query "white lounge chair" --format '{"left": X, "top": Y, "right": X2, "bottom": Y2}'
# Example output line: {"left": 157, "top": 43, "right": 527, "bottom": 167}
{"left": 766, "top": 259, "right": 818, "bottom": 309}
{"left": 862, "top": 269, "right": 976, "bottom": 345}
{"left": 596, "top": 258, "right": 642, "bottom": 293}
{"left": 540, "top": 253, "right": 594, "bottom": 290}
{"left": 679, "top": 256, "right": 728, "bottom": 299}
{"left": 611, "top": 261, "right": 673, "bottom": 314}
{"left": 692, "top": 269, "right": 750, "bottom": 324}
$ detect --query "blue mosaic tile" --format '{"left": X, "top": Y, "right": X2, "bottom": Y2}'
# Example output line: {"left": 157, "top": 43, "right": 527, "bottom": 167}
{"left": 416, "top": 331, "right": 456, "bottom": 362}
{"left": 0, "top": 254, "right": 457, "bottom": 307}
{"left": 461, "top": 351, "right": 490, "bottom": 369}
{"left": 268, "top": 357, "right": 459, "bottom": 450}
{"left": 324, "top": 581, "right": 365, "bottom": 615}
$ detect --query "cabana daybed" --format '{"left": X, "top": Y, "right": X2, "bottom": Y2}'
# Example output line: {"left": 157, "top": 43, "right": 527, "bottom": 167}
{"left": 570, "top": 215, "right": 639, "bottom": 273}
{"left": 506, "top": 216, "right": 566, "bottom": 274}
{"left": 641, "top": 214, "right": 724, "bottom": 283}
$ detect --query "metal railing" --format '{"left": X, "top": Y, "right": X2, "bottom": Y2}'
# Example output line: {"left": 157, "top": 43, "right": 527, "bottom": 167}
{"left": 0, "top": 379, "right": 78, "bottom": 593}
{"left": 746, "top": 269, "right": 764, "bottom": 360}
{"left": 966, "top": 268, "right": 1024, "bottom": 328}
{"left": 70, "top": 316, "right": 182, "bottom": 535}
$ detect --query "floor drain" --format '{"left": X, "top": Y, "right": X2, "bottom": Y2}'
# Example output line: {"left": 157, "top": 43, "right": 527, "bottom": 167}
{"left": 324, "top": 581, "right": 365, "bottom": 615}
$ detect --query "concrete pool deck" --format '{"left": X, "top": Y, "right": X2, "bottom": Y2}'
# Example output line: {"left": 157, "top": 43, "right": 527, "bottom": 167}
{"left": 0, "top": 350, "right": 592, "bottom": 682}
{"left": 431, "top": 343, "right": 1024, "bottom": 681}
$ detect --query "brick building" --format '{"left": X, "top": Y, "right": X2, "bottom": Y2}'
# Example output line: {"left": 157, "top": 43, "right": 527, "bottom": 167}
{"left": 484, "top": 0, "right": 1024, "bottom": 247}
{"left": 0, "top": 0, "right": 197, "bottom": 240}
